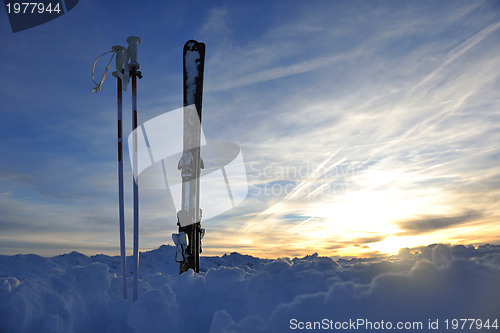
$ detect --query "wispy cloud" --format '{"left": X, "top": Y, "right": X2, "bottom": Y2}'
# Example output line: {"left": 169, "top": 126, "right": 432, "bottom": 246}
{"left": 411, "top": 19, "right": 500, "bottom": 93}
{"left": 208, "top": 50, "right": 361, "bottom": 92}
{"left": 200, "top": 7, "right": 229, "bottom": 36}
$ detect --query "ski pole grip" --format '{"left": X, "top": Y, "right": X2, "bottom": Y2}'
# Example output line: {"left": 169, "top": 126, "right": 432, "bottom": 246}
{"left": 126, "top": 36, "right": 142, "bottom": 70}
{"left": 111, "top": 45, "right": 127, "bottom": 77}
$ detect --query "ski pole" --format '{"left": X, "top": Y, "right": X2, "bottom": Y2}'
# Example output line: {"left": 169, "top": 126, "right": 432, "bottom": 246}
{"left": 112, "top": 45, "right": 128, "bottom": 300}
{"left": 127, "top": 36, "right": 142, "bottom": 302}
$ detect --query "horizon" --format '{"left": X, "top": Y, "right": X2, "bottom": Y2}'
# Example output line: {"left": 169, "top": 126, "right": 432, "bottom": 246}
{"left": 4, "top": 242, "right": 499, "bottom": 261}
{"left": 1, "top": 1, "right": 500, "bottom": 259}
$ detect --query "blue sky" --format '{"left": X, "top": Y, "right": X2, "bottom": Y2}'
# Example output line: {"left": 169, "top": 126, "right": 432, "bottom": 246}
{"left": 1, "top": 0, "right": 500, "bottom": 257}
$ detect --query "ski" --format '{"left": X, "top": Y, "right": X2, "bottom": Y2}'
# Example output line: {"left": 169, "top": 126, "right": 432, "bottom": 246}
{"left": 174, "top": 40, "right": 206, "bottom": 274}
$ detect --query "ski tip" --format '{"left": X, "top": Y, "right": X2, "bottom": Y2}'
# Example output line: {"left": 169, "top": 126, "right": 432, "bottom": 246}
{"left": 184, "top": 40, "right": 205, "bottom": 52}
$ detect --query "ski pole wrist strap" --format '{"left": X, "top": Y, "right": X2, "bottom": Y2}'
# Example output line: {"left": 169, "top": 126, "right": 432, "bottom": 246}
{"left": 91, "top": 50, "right": 115, "bottom": 94}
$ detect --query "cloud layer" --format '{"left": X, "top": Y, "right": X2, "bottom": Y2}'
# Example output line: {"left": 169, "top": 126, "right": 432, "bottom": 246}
{"left": 1, "top": 244, "right": 499, "bottom": 333}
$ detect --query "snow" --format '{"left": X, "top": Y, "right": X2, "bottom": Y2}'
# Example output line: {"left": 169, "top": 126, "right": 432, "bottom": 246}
{"left": 1, "top": 244, "right": 499, "bottom": 333}
{"left": 184, "top": 42, "right": 202, "bottom": 106}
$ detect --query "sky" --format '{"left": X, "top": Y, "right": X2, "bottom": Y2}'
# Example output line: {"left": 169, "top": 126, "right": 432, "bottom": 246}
{"left": 0, "top": 0, "right": 499, "bottom": 258}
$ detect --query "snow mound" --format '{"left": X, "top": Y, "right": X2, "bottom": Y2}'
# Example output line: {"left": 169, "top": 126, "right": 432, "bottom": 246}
{"left": 1, "top": 244, "right": 499, "bottom": 333}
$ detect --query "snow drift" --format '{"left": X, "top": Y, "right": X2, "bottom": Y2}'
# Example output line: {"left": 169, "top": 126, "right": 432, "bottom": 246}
{"left": 1, "top": 244, "right": 499, "bottom": 333}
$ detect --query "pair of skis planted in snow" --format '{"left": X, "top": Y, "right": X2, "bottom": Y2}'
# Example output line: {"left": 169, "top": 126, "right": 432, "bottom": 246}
{"left": 172, "top": 40, "right": 206, "bottom": 274}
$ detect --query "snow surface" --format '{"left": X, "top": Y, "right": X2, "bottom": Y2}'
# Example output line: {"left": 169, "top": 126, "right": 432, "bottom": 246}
{"left": 1, "top": 244, "right": 499, "bottom": 333}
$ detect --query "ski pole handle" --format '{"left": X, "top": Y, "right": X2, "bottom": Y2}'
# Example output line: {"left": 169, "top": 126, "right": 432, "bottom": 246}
{"left": 127, "top": 36, "right": 142, "bottom": 70}
{"left": 111, "top": 45, "right": 127, "bottom": 78}
{"left": 112, "top": 45, "right": 127, "bottom": 72}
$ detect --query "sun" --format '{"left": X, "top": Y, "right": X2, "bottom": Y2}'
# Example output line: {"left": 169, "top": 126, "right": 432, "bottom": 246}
{"left": 368, "top": 236, "right": 415, "bottom": 256}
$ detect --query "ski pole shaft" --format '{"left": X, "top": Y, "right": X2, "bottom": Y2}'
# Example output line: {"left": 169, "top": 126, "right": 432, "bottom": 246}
{"left": 117, "top": 74, "right": 128, "bottom": 300}
{"left": 132, "top": 71, "right": 139, "bottom": 302}
{"left": 126, "top": 36, "right": 142, "bottom": 303}
{"left": 112, "top": 45, "right": 128, "bottom": 300}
